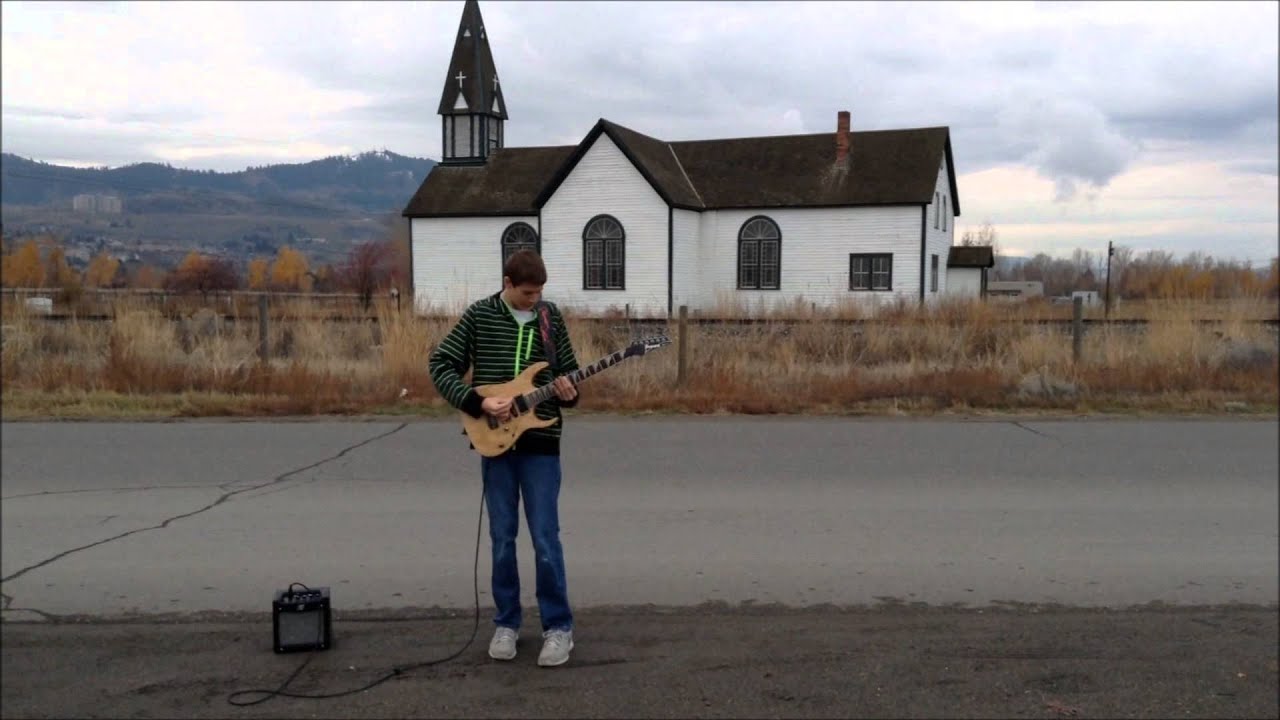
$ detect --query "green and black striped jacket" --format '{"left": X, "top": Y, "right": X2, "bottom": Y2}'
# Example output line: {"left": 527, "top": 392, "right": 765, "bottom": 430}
{"left": 428, "top": 292, "right": 581, "bottom": 455}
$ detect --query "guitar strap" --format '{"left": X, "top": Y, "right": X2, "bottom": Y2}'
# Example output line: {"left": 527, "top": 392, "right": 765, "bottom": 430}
{"left": 535, "top": 301, "right": 559, "bottom": 375}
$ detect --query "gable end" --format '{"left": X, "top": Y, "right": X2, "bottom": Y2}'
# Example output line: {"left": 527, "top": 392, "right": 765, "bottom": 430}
{"left": 533, "top": 119, "right": 703, "bottom": 211}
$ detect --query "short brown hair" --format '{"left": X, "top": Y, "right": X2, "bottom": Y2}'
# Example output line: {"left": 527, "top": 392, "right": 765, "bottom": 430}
{"left": 503, "top": 249, "right": 547, "bottom": 286}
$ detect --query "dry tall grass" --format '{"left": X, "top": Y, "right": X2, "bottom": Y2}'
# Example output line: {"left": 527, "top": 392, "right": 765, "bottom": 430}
{"left": 2, "top": 295, "right": 1276, "bottom": 417}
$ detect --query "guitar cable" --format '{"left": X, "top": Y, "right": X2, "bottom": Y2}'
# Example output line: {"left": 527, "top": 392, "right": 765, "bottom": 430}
{"left": 226, "top": 484, "right": 486, "bottom": 706}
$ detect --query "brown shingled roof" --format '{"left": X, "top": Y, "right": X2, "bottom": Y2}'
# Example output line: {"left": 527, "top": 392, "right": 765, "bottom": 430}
{"left": 947, "top": 245, "right": 994, "bottom": 268}
{"left": 403, "top": 145, "right": 574, "bottom": 216}
{"left": 673, "top": 127, "right": 955, "bottom": 210}
{"left": 403, "top": 117, "right": 960, "bottom": 217}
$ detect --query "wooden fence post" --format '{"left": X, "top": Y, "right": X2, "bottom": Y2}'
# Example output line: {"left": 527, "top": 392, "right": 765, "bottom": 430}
{"left": 258, "top": 293, "right": 270, "bottom": 362}
{"left": 677, "top": 304, "right": 688, "bottom": 386}
{"left": 1072, "top": 296, "right": 1083, "bottom": 363}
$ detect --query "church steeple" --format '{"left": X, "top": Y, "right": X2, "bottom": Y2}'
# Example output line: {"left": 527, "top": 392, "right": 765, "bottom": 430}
{"left": 438, "top": 0, "right": 507, "bottom": 165}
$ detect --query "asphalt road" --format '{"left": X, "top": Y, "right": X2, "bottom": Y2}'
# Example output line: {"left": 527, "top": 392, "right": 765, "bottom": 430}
{"left": 2, "top": 416, "right": 1277, "bottom": 719}
{"left": 1, "top": 417, "right": 1277, "bottom": 618}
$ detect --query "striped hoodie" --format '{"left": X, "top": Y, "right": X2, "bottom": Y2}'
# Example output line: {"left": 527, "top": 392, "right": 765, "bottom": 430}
{"left": 428, "top": 292, "right": 581, "bottom": 455}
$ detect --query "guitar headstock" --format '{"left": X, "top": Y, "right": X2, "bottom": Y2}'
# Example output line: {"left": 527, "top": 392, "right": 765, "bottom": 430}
{"left": 624, "top": 335, "right": 672, "bottom": 357}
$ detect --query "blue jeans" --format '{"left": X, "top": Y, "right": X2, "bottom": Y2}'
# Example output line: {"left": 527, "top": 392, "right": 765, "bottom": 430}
{"left": 481, "top": 453, "right": 573, "bottom": 632}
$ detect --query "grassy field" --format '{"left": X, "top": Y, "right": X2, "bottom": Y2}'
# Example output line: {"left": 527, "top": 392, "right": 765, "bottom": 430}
{"left": 1, "top": 295, "right": 1277, "bottom": 419}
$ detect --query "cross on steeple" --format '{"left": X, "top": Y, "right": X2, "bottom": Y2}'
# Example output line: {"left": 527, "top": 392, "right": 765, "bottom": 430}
{"left": 455, "top": 72, "right": 467, "bottom": 90}
{"left": 493, "top": 74, "right": 500, "bottom": 91}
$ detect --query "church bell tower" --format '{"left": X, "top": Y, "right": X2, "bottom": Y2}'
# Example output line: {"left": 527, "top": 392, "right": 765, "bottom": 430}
{"left": 438, "top": 0, "right": 507, "bottom": 165}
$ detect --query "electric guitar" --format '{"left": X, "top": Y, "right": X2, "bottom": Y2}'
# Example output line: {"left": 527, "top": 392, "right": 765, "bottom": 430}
{"left": 461, "top": 335, "right": 671, "bottom": 457}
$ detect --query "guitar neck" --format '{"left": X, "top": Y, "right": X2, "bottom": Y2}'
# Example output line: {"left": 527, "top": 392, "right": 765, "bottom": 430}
{"left": 522, "top": 349, "right": 627, "bottom": 408}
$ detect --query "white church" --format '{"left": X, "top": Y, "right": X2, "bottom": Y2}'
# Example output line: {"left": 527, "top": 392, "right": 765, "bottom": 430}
{"left": 404, "top": 0, "right": 990, "bottom": 318}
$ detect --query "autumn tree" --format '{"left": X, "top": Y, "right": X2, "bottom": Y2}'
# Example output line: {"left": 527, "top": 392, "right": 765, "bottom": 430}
{"left": 44, "top": 245, "right": 78, "bottom": 288}
{"left": 246, "top": 257, "right": 270, "bottom": 290}
{"left": 4, "top": 241, "right": 46, "bottom": 288}
{"left": 166, "top": 251, "right": 240, "bottom": 297}
{"left": 310, "top": 264, "right": 338, "bottom": 293}
{"left": 131, "top": 265, "right": 164, "bottom": 290}
{"left": 337, "top": 240, "right": 394, "bottom": 310}
{"left": 83, "top": 253, "right": 121, "bottom": 287}
{"left": 269, "top": 246, "right": 311, "bottom": 291}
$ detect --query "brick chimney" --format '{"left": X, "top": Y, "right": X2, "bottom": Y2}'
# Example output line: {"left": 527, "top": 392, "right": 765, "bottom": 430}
{"left": 835, "top": 110, "right": 850, "bottom": 163}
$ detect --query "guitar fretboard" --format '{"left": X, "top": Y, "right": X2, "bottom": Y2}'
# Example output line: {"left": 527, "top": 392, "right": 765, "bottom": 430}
{"left": 522, "top": 350, "right": 625, "bottom": 408}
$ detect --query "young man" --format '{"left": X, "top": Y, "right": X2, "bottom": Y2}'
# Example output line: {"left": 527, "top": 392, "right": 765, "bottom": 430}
{"left": 427, "top": 249, "right": 581, "bottom": 667}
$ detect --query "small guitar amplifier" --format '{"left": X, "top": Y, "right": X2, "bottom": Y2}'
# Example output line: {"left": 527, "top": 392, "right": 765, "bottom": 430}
{"left": 272, "top": 586, "right": 332, "bottom": 653}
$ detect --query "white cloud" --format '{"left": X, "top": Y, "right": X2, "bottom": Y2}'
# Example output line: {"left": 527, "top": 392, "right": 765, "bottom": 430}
{"left": 995, "top": 94, "right": 1141, "bottom": 202}
{"left": 1, "top": 0, "right": 1276, "bottom": 262}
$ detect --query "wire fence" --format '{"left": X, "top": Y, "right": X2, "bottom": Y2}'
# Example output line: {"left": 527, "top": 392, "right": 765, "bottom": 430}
{"left": 2, "top": 287, "right": 1276, "bottom": 328}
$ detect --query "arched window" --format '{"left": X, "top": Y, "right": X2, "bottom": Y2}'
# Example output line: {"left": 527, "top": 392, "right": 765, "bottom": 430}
{"left": 582, "top": 215, "right": 624, "bottom": 290}
{"left": 501, "top": 222, "right": 539, "bottom": 266}
{"left": 737, "top": 216, "right": 781, "bottom": 290}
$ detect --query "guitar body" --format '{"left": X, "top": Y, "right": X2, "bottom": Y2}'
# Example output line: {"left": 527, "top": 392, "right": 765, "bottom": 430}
{"left": 461, "top": 361, "right": 559, "bottom": 457}
{"left": 456, "top": 334, "right": 670, "bottom": 457}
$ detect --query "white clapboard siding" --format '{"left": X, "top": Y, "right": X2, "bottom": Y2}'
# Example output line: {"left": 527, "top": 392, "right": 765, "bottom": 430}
{"left": 540, "top": 134, "right": 670, "bottom": 318}
{"left": 924, "top": 152, "right": 955, "bottom": 303}
{"left": 946, "top": 267, "right": 983, "bottom": 297}
{"left": 672, "top": 208, "right": 700, "bottom": 313}
{"left": 411, "top": 216, "right": 536, "bottom": 314}
{"left": 696, "top": 206, "right": 923, "bottom": 314}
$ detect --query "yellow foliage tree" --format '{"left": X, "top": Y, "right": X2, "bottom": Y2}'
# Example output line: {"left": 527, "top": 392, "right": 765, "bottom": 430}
{"left": 166, "top": 251, "right": 239, "bottom": 295}
{"left": 4, "top": 241, "right": 45, "bottom": 288}
{"left": 133, "top": 265, "right": 163, "bottom": 289}
{"left": 269, "top": 246, "right": 311, "bottom": 291}
{"left": 176, "top": 251, "right": 204, "bottom": 274}
{"left": 45, "top": 246, "right": 78, "bottom": 288}
{"left": 1186, "top": 269, "right": 1214, "bottom": 300}
{"left": 247, "top": 258, "right": 270, "bottom": 290}
{"left": 84, "top": 253, "right": 121, "bottom": 287}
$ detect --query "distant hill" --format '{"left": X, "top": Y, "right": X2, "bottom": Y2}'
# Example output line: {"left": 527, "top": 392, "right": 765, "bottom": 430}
{"left": 0, "top": 151, "right": 437, "bottom": 271}
{"left": 0, "top": 150, "right": 437, "bottom": 216}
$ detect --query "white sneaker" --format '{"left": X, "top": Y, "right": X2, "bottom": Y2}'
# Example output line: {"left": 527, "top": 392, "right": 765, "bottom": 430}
{"left": 537, "top": 628, "right": 573, "bottom": 667}
{"left": 488, "top": 627, "right": 518, "bottom": 660}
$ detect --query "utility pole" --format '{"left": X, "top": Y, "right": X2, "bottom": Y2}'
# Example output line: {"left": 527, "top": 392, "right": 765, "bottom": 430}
{"left": 1105, "top": 240, "right": 1114, "bottom": 320}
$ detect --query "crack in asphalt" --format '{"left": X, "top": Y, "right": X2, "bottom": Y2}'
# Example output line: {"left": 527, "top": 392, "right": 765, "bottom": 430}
{"left": 243, "top": 459, "right": 356, "bottom": 500}
{"left": 0, "top": 423, "right": 409, "bottom": 589}
{"left": 1, "top": 606, "right": 62, "bottom": 622}
{"left": 2, "top": 485, "right": 230, "bottom": 501}
{"left": 1009, "top": 421, "right": 1059, "bottom": 442}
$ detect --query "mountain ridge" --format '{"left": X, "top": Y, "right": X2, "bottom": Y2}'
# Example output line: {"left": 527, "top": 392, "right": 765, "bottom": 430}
{"left": 0, "top": 150, "right": 438, "bottom": 215}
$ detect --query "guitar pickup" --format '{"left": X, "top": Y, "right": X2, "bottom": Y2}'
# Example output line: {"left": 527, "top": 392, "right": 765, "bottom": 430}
{"left": 513, "top": 396, "right": 530, "bottom": 414}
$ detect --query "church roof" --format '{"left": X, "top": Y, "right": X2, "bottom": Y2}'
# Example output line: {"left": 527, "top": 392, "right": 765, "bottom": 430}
{"left": 437, "top": 0, "right": 506, "bottom": 119}
{"left": 947, "top": 245, "right": 995, "bottom": 268}
{"left": 404, "top": 145, "right": 574, "bottom": 217}
{"left": 404, "top": 117, "right": 959, "bottom": 217}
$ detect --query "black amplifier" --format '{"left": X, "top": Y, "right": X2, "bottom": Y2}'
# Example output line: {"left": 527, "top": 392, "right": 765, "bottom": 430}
{"left": 272, "top": 586, "right": 333, "bottom": 653}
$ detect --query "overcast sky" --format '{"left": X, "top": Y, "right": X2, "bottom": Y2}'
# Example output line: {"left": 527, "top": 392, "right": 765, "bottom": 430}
{"left": 2, "top": 0, "right": 1276, "bottom": 262}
